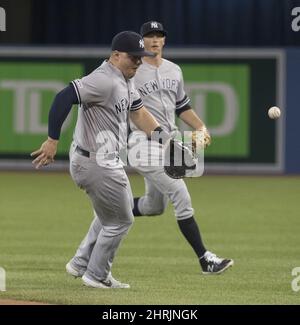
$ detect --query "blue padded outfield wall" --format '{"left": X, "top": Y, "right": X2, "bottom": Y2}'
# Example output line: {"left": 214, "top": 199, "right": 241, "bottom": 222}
{"left": 286, "top": 49, "right": 300, "bottom": 174}
{"left": 1, "top": 0, "right": 300, "bottom": 46}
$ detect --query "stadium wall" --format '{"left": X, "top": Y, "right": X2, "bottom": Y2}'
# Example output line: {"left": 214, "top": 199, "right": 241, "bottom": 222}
{"left": 285, "top": 49, "right": 300, "bottom": 174}
{"left": 0, "top": 46, "right": 298, "bottom": 173}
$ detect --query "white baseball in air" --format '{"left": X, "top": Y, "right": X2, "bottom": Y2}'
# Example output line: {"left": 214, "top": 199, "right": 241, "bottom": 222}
{"left": 268, "top": 106, "right": 281, "bottom": 119}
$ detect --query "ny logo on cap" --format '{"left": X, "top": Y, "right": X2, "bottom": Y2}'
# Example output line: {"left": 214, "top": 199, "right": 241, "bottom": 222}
{"left": 139, "top": 39, "right": 144, "bottom": 48}
{"left": 151, "top": 22, "right": 158, "bottom": 28}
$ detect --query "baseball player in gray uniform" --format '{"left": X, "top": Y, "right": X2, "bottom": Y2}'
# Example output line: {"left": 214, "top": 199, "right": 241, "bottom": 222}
{"left": 132, "top": 21, "right": 234, "bottom": 274}
{"left": 64, "top": 22, "right": 234, "bottom": 278}
{"left": 31, "top": 31, "right": 168, "bottom": 289}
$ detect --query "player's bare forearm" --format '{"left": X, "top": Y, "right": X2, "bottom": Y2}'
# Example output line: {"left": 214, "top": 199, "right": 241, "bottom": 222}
{"left": 180, "top": 109, "right": 211, "bottom": 148}
{"left": 30, "top": 137, "right": 58, "bottom": 169}
{"left": 179, "top": 109, "right": 206, "bottom": 130}
{"left": 130, "top": 106, "right": 160, "bottom": 137}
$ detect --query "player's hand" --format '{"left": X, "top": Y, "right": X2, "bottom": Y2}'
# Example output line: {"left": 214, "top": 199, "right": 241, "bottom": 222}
{"left": 192, "top": 127, "right": 211, "bottom": 152}
{"left": 31, "top": 137, "right": 58, "bottom": 169}
{"left": 202, "top": 127, "right": 211, "bottom": 147}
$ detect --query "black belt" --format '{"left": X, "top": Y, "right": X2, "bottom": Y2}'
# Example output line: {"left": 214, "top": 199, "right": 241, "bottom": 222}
{"left": 75, "top": 146, "right": 90, "bottom": 158}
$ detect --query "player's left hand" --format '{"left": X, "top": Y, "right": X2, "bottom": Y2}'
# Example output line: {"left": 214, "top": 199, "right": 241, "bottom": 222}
{"left": 31, "top": 137, "right": 58, "bottom": 169}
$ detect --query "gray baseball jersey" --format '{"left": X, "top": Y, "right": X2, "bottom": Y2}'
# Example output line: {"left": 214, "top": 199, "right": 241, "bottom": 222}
{"left": 127, "top": 58, "right": 194, "bottom": 220}
{"left": 72, "top": 60, "right": 143, "bottom": 156}
{"left": 68, "top": 60, "right": 142, "bottom": 281}
{"left": 130, "top": 58, "right": 190, "bottom": 133}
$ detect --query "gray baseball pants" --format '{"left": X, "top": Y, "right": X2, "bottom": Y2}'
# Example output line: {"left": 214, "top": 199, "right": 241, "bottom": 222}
{"left": 69, "top": 143, "right": 134, "bottom": 281}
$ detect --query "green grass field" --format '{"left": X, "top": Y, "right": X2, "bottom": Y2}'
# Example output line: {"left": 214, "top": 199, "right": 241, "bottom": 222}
{"left": 0, "top": 171, "right": 299, "bottom": 305}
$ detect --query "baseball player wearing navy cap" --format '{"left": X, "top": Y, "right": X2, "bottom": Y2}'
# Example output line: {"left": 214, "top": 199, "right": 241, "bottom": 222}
{"left": 133, "top": 21, "right": 233, "bottom": 274}
{"left": 134, "top": 21, "right": 233, "bottom": 274}
{"left": 65, "top": 23, "right": 234, "bottom": 277}
{"left": 31, "top": 31, "right": 166, "bottom": 289}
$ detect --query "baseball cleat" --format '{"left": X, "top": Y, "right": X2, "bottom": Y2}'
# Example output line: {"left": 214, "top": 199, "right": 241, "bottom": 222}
{"left": 66, "top": 261, "right": 85, "bottom": 278}
{"left": 200, "top": 251, "right": 234, "bottom": 275}
{"left": 82, "top": 273, "right": 130, "bottom": 289}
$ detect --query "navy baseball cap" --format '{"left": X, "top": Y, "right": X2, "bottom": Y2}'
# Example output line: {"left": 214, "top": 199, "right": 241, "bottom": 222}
{"left": 140, "top": 21, "right": 167, "bottom": 37}
{"left": 111, "top": 31, "right": 155, "bottom": 57}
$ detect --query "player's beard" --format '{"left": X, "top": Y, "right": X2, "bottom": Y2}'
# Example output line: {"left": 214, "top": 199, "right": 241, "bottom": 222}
{"left": 124, "top": 67, "right": 137, "bottom": 79}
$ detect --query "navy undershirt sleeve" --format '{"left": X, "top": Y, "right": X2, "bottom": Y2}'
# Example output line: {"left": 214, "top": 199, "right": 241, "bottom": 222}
{"left": 48, "top": 84, "right": 79, "bottom": 140}
{"left": 175, "top": 104, "right": 192, "bottom": 117}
